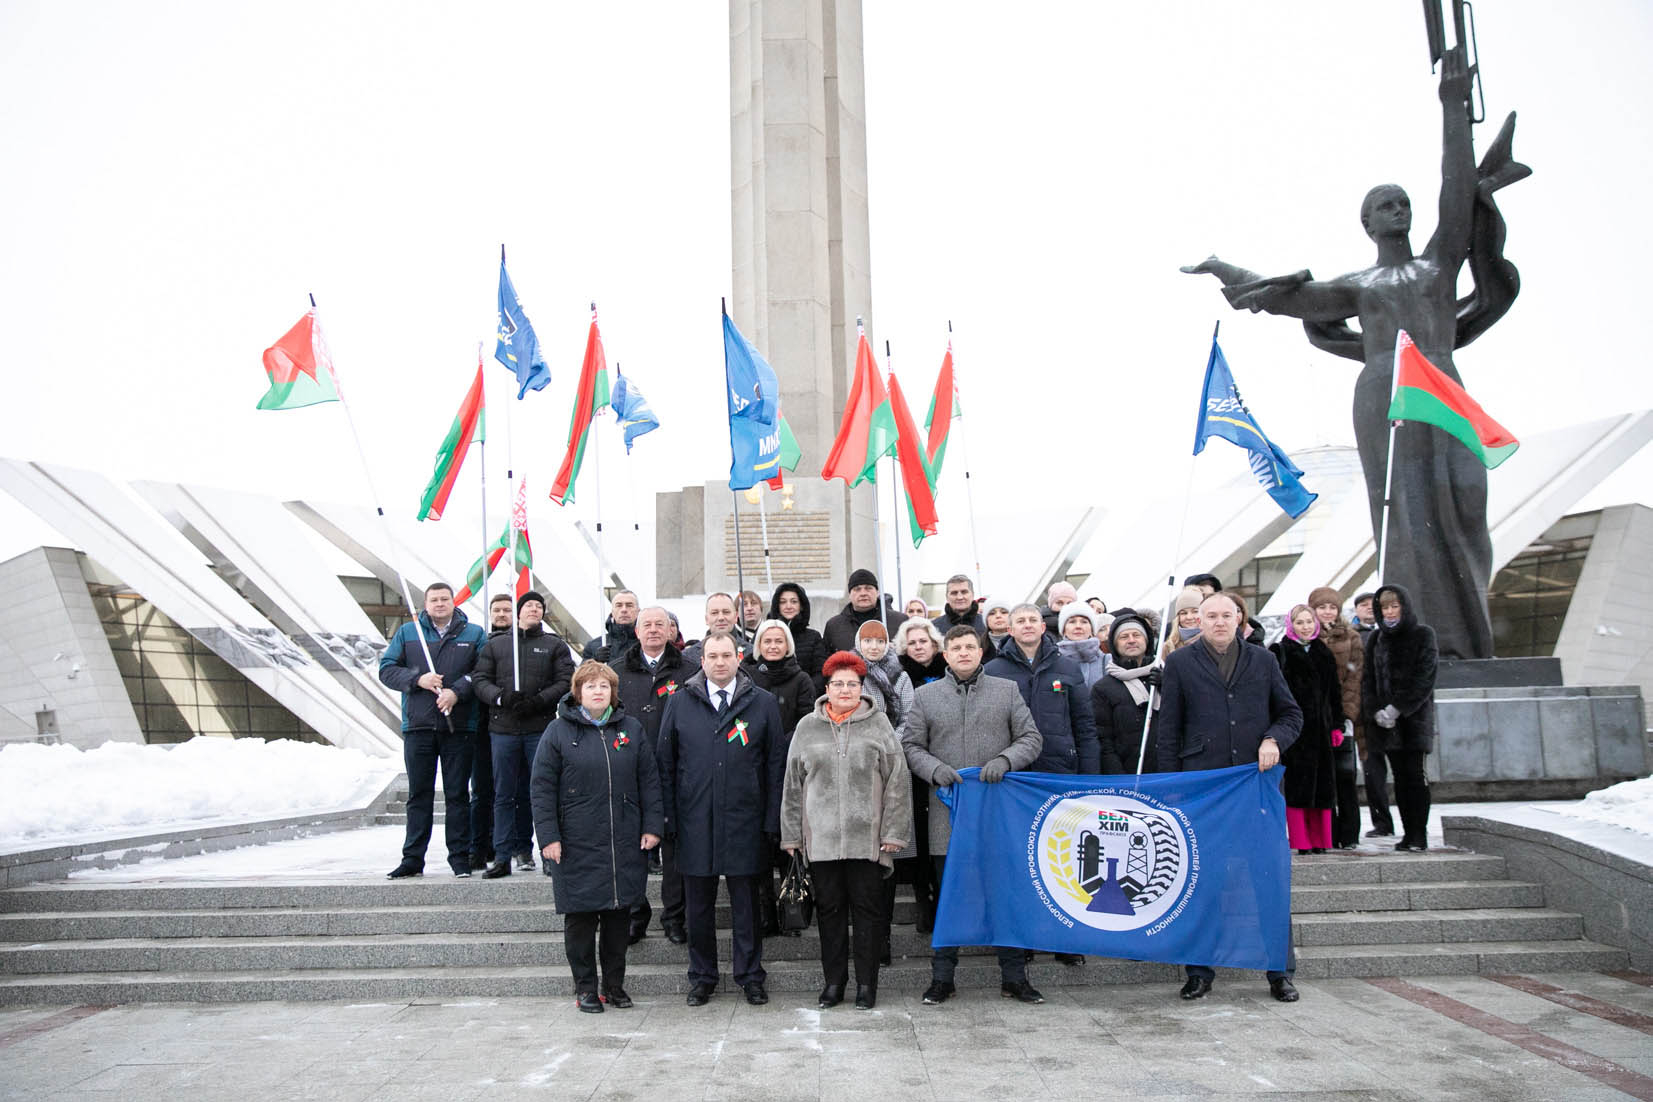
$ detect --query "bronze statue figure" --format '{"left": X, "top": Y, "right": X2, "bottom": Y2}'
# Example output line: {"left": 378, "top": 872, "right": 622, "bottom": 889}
{"left": 1182, "top": 44, "right": 1529, "bottom": 660}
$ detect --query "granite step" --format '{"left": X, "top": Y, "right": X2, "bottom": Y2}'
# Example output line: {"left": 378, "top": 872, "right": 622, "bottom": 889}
{"left": 1288, "top": 879, "right": 1544, "bottom": 913}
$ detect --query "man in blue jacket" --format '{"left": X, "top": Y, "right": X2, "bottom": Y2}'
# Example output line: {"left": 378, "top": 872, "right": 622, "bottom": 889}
{"left": 378, "top": 582, "right": 487, "bottom": 879}
{"left": 658, "top": 631, "right": 787, "bottom": 1008}
{"left": 1156, "top": 592, "right": 1303, "bottom": 1003}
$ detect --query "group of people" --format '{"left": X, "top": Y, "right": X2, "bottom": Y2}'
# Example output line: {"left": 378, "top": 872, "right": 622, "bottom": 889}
{"left": 377, "top": 565, "right": 1438, "bottom": 1011}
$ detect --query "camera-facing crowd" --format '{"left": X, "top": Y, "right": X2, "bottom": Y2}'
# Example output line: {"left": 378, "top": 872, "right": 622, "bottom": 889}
{"left": 377, "top": 567, "right": 1439, "bottom": 1011}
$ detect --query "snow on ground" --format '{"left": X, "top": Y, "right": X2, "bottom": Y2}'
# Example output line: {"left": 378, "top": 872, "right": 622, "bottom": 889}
{"left": 1548, "top": 775, "right": 1653, "bottom": 837}
{"left": 68, "top": 824, "right": 418, "bottom": 881}
{"left": 0, "top": 737, "right": 400, "bottom": 849}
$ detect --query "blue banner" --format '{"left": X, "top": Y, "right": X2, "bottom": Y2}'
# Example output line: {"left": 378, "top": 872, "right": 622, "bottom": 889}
{"left": 933, "top": 764, "right": 1291, "bottom": 971}
{"left": 722, "top": 312, "right": 783, "bottom": 490}
{"left": 1193, "top": 340, "right": 1316, "bottom": 519}
{"left": 495, "top": 260, "right": 550, "bottom": 399}
{"left": 610, "top": 369, "right": 660, "bottom": 453}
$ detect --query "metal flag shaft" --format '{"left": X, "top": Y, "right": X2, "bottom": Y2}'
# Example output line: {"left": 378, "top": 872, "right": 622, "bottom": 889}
{"left": 475, "top": 342, "right": 489, "bottom": 623}
{"left": 1376, "top": 333, "right": 1405, "bottom": 586}
{"left": 731, "top": 489, "right": 747, "bottom": 607}
{"left": 1135, "top": 574, "right": 1181, "bottom": 780}
{"left": 506, "top": 394, "right": 520, "bottom": 692}
{"left": 757, "top": 487, "right": 773, "bottom": 587}
{"left": 949, "top": 320, "right": 985, "bottom": 594}
{"left": 885, "top": 339, "right": 905, "bottom": 605}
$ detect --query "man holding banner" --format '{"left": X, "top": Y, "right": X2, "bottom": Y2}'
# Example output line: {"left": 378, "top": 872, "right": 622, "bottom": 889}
{"left": 1156, "top": 592, "right": 1304, "bottom": 1002}
{"left": 902, "top": 625, "right": 1044, "bottom": 1005}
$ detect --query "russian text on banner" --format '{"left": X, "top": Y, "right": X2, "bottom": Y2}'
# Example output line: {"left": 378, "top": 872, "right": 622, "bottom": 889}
{"left": 932, "top": 764, "right": 1291, "bottom": 971}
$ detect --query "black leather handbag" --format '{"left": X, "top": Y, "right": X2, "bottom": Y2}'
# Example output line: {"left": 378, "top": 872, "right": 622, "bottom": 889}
{"left": 776, "top": 851, "right": 815, "bottom": 933}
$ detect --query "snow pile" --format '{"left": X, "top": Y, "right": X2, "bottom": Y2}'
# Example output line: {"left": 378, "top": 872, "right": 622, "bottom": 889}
{"left": 0, "top": 738, "right": 400, "bottom": 848}
{"left": 1550, "top": 776, "right": 1653, "bottom": 837}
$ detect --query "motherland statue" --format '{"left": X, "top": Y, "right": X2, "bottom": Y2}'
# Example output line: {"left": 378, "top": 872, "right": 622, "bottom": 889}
{"left": 1181, "top": 39, "right": 1529, "bottom": 660}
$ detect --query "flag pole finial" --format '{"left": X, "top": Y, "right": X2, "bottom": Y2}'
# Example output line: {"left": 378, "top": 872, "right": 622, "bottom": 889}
{"left": 501, "top": 244, "right": 506, "bottom": 263}
{"left": 721, "top": 297, "right": 727, "bottom": 316}
{"left": 1212, "top": 320, "right": 1221, "bottom": 341}
{"left": 308, "top": 292, "right": 316, "bottom": 308}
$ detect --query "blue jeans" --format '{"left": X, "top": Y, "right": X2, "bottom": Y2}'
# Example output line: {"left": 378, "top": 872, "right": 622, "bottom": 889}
{"left": 401, "top": 728, "right": 473, "bottom": 872}
{"left": 491, "top": 732, "right": 540, "bottom": 857}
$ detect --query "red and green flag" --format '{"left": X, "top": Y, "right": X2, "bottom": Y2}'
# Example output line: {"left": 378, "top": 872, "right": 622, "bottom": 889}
{"left": 416, "top": 357, "right": 486, "bottom": 521}
{"left": 453, "top": 523, "right": 533, "bottom": 605}
{"left": 1389, "top": 330, "right": 1519, "bottom": 468}
{"left": 549, "top": 309, "right": 611, "bottom": 506}
{"left": 821, "top": 327, "right": 897, "bottom": 487}
{"left": 923, "top": 340, "right": 962, "bottom": 479}
{"left": 764, "top": 414, "right": 803, "bottom": 490}
{"left": 257, "top": 308, "right": 340, "bottom": 411}
{"left": 887, "top": 371, "right": 940, "bottom": 546}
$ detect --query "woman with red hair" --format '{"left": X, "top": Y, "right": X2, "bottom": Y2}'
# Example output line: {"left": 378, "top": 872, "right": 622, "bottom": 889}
{"left": 780, "top": 651, "right": 911, "bottom": 1011}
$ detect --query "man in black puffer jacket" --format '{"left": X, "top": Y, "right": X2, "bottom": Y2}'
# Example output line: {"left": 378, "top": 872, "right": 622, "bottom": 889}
{"left": 768, "top": 582, "right": 826, "bottom": 689}
{"left": 1090, "top": 609, "right": 1160, "bottom": 774}
{"left": 822, "top": 568, "right": 905, "bottom": 655}
{"left": 472, "top": 591, "right": 578, "bottom": 879}
{"left": 931, "top": 573, "right": 994, "bottom": 659}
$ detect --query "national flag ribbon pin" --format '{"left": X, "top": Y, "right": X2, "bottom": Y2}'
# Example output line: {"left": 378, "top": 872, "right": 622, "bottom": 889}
{"left": 726, "top": 718, "right": 749, "bottom": 746}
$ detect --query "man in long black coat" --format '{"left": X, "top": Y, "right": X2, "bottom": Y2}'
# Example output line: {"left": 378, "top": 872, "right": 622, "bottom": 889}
{"left": 615, "top": 606, "right": 691, "bottom": 943}
{"left": 658, "top": 630, "right": 787, "bottom": 1007}
{"left": 1156, "top": 592, "right": 1303, "bottom": 1004}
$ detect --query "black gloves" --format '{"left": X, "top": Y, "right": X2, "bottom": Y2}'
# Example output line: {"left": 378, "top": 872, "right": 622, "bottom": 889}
{"left": 497, "top": 689, "right": 522, "bottom": 710}
{"left": 512, "top": 693, "right": 543, "bottom": 716}
{"left": 979, "top": 756, "right": 1010, "bottom": 783}
{"left": 1145, "top": 667, "right": 1164, "bottom": 690}
{"left": 932, "top": 765, "right": 964, "bottom": 787}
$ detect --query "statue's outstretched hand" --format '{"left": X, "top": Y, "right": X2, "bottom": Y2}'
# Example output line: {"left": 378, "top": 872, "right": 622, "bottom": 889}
{"left": 1439, "top": 45, "right": 1472, "bottom": 106}
{"left": 1180, "top": 256, "right": 1221, "bottom": 276}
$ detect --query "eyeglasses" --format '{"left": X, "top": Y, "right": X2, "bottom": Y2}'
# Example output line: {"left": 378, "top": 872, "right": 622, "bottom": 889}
{"left": 827, "top": 680, "right": 861, "bottom": 690}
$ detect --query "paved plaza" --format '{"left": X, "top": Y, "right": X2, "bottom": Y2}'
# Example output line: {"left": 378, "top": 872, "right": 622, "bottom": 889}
{"left": 3, "top": 969, "right": 1653, "bottom": 1101}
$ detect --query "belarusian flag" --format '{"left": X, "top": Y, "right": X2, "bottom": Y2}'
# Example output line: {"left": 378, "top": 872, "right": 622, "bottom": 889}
{"left": 549, "top": 308, "right": 611, "bottom": 506}
{"left": 1388, "top": 330, "right": 1519, "bottom": 469}
{"left": 888, "top": 372, "right": 939, "bottom": 545}
{"left": 453, "top": 522, "right": 533, "bottom": 605}
{"left": 258, "top": 308, "right": 340, "bottom": 411}
{"left": 923, "top": 340, "right": 961, "bottom": 479}
{"left": 764, "top": 415, "right": 803, "bottom": 490}
{"left": 821, "top": 326, "right": 896, "bottom": 487}
{"left": 416, "top": 357, "right": 485, "bottom": 521}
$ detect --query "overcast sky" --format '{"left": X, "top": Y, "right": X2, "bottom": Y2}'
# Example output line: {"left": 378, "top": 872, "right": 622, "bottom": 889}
{"left": 4, "top": 1, "right": 1649, "bottom": 603}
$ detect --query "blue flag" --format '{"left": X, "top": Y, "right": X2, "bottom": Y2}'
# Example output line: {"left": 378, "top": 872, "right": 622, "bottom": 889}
{"left": 610, "top": 368, "right": 660, "bottom": 453}
{"left": 495, "top": 259, "right": 550, "bottom": 399}
{"left": 932, "top": 764, "right": 1292, "bottom": 971}
{"left": 722, "top": 312, "right": 783, "bottom": 490}
{"left": 1193, "top": 340, "right": 1317, "bottom": 518}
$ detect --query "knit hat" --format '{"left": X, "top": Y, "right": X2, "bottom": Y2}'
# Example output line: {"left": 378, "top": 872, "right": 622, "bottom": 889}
{"left": 856, "top": 620, "right": 888, "bottom": 642}
{"left": 981, "top": 595, "right": 1010, "bottom": 615}
{"left": 1058, "top": 603, "right": 1100, "bottom": 636}
{"left": 517, "top": 590, "right": 546, "bottom": 613}
{"left": 1108, "top": 608, "right": 1156, "bottom": 653}
{"left": 1307, "top": 586, "right": 1342, "bottom": 611}
{"left": 1174, "top": 586, "right": 1204, "bottom": 613}
{"left": 846, "top": 568, "right": 879, "bottom": 591}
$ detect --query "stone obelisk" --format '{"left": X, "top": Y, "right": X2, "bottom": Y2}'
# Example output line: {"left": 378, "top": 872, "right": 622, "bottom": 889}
{"left": 656, "top": 0, "right": 878, "bottom": 599}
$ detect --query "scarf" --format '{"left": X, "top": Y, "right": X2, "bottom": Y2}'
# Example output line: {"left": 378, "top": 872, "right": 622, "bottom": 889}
{"left": 1107, "top": 661, "right": 1159, "bottom": 708}
{"left": 578, "top": 705, "right": 613, "bottom": 726}
{"left": 826, "top": 701, "right": 858, "bottom": 724}
{"left": 1202, "top": 637, "right": 1240, "bottom": 685}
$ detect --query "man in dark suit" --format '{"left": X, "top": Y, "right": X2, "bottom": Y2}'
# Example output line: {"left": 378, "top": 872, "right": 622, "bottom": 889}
{"left": 658, "top": 631, "right": 787, "bottom": 1007}
{"left": 1157, "top": 592, "right": 1303, "bottom": 1004}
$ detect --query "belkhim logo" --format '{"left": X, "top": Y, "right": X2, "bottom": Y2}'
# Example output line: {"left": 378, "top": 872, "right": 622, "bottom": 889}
{"left": 1030, "top": 791, "right": 1197, "bottom": 933}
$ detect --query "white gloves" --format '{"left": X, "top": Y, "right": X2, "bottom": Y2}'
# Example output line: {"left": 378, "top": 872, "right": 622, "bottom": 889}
{"left": 1374, "top": 705, "right": 1400, "bottom": 729}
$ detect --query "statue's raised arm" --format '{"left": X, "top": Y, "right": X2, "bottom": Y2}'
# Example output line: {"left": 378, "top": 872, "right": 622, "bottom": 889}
{"left": 1426, "top": 46, "right": 1477, "bottom": 273}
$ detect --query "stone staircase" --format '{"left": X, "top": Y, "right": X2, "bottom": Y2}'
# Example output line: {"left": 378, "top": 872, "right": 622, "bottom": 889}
{"left": 0, "top": 850, "right": 1626, "bottom": 1004}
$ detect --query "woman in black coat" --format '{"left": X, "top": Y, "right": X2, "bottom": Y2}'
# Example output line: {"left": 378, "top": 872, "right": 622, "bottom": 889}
{"left": 1362, "top": 584, "right": 1438, "bottom": 852}
{"left": 770, "top": 582, "right": 827, "bottom": 690}
{"left": 1271, "top": 606, "right": 1342, "bottom": 854}
{"left": 743, "top": 619, "right": 820, "bottom": 935}
{"left": 530, "top": 662, "right": 664, "bottom": 1013}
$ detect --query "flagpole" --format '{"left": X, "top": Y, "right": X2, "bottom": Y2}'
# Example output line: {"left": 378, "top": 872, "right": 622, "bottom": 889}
{"left": 949, "top": 320, "right": 985, "bottom": 594}
{"left": 592, "top": 309, "right": 608, "bottom": 628}
{"left": 503, "top": 247, "right": 520, "bottom": 691}
{"left": 475, "top": 342, "right": 490, "bottom": 623}
{"left": 885, "top": 339, "right": 906, "bottom": 606}
{"left": 1376, "top": 332, "right": 1405, "bottom": 585}
{"left": 1135, "top": 573, "right": 1181, "bottom": 781}
{"left": 860, "top": 316, "right": 887, "bottom": 612}
{"left": 732, "top": 489, "right": 748, "bottom": 609}
{"left": 756, "top": 487, "right": 774, "bottom": 588}
{"left": 309, "top": 294, "right": 443, "bottom": 718}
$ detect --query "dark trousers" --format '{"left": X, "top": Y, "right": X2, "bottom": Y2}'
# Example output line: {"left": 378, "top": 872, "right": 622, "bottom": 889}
{"left": 930, "top": 856, "right": 1024, "bottom": 984}
{"left": 401, "top": 727, "right": 472, "bottom": 872}
{"left": 1389, "top": 748, "right": 1432, "bottom": 846}
{"left": 1364, "top": 744, "right": 1395, "bottom": 834}
{"left": 909, "top": 777, "right": 936, "bottom": 929}
{"left": 815, "top": 859, "right": 886, "bottom": 988}
{"left": 469, "top": 725, "right": 494, "bottom": 862}
{"left": 652, "top": 835, "right": 686, "bottom": 930}
{"left": 491, "top": 732, "right": 540, "bottom": 857}
{"left": 564, "top": 908, "right": 629, "bottom": 995}
{"left": 684, "top": 873, "right": 764, "bottom": 987}
{"left": 1186, "top": 945, "right": 1295, "bottom": 984}
{"left": 1332, "top": 750, "right": 1361, "bottom": 848}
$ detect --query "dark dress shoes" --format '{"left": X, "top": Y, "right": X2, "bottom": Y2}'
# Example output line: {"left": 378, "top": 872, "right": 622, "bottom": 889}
{"left": 1001, "top": 980, "right": 1045, "bottom": 1004}
{"left": 515, "top": 852, "right": 536, "bottom": 871}
{"left": 603, "top": 988, "right": 633, "bottom": 1009}
{"left": 386, "top": 864, "right": 421, "bottom": 880}
{"left": 576, "top": 991, "right": 603, "bottom": 1014}
{"left": 481, "top": 860, "right": 512, "bottom": 879}
{"left": 818, "top": 984, "right": 845, "bottom": 1009}
{"left": 1053, "top": 953, "right": 1085, "bottom": 967}
{"left": 921, "top": 981, "right": 955, "bottom": 1005}
{"left": 686, "top": 982, "right": 716, "bottom": 1007}
{"left": 854, "top": 985, "right": 876, "bottom": 1010}
{"left": 743, "top": 981, "right": 769, "bottom": 1006}
{"left": 1180, "top": 976, "right": 1213, "bottom": 1000}
{"left": 1270, "top": 977, "right": 1300, "bottom": 1002}
{"left": 628, "top": 927, "right": 647, "bottom": 946}
{"left": 664, "top": 923, "right": 688, "bottom": 945}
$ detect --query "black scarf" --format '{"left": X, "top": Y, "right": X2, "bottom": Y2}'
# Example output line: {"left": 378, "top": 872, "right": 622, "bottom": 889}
{"left": 1202, "top": 637, "right": 1239, "bottom": 685}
